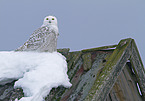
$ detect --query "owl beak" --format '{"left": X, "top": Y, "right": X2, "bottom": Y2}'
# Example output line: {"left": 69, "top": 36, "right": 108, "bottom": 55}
{"left": 49, "top": 21, "right": 51, "bottom": 23}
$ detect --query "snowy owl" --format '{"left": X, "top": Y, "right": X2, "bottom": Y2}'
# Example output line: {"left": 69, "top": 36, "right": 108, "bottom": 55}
{"left": 16, "top": 16, "right": 59, "bottom": 52}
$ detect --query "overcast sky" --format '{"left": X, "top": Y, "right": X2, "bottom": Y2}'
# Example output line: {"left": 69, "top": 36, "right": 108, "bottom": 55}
{"left": 0, "top": 0, "right": 145, "bottom": 65}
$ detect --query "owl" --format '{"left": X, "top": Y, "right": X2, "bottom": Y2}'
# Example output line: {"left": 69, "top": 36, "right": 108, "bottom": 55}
{"left": 16, "top": 16, "right": 59, "bottom": 52}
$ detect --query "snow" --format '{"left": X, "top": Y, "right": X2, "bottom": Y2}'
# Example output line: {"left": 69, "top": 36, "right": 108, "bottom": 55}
{"left": 0, "top": 51, "right": 72, "bottom": 101}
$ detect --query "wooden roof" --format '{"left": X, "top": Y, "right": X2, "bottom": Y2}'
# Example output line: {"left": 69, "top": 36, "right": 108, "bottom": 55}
{"left": 0, "top": 38, "right": 144, "bottom": 101}
{"left": 57, "top": 38, "right": 145, "bottom": 101}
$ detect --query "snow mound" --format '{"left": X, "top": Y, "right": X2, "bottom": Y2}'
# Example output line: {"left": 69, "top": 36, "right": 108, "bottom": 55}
{"left": 0, "top": 51, "right": 72, "bottom": 101}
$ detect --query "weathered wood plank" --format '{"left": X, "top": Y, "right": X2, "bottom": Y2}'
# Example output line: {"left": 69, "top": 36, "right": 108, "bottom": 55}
{"left": 120, "top": 68, "right": 134, "bottom": 101}
{"left": 111, "top": 78, "right": 127, "bottom": 101}
{"left": 108, "top": 64, "right": 143, "bottom": 101}
{"left": 106, "top": 94, "right": 112, "bottom": 101}
{"left": 82, "top": 45, "right": 117, "bottom": 53}
{"left": 82, "top": 53, "right": 92, "bottom": 71}
{"left": 60, "top": 52, "right": 111, "bottom": 101}
{"left": 45, "top": 52, "right": 83, "bottom": 100}
{"left": 60, "top": 65, "right": 84, "bottom": 101}
{"left": 130, "top": 39, "right": 145, "bottom": 100}
{"left": 109, "top": 87, "right": 119, "bottom": 101}
{"left": 123, "top": 65, "right": 142, "bottom": 101}
{"left": 85, "top": 38, "right": 132, "bottom": 101}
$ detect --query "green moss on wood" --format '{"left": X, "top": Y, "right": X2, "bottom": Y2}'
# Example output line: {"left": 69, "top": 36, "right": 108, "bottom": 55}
{"left": 130, "top": 39, "right": 145, "bottom": 99}
{"left": 85, "top": 38, "right": 132, "bottom": 101}
{"left": 82, "top": 45, "right": 117, "bottom": 53}
{"left": 57, "top": 48, "right": 70, "bottom": 57}
{"left": 67, "top": 51, "right": 82, "bottom": 70}
{"left": 45, "top": 86, "right": 66, "bottom": 101}
{"left": 131, "top": 39, "right": 144, "bottom": 72}
{"left": 82, "top": 53, "right": 92, "bottom": 71}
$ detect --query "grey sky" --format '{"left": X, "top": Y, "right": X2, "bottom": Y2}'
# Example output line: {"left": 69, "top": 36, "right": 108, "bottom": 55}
{"left": 0, "top": 0, "right": 145, "bottom": 65}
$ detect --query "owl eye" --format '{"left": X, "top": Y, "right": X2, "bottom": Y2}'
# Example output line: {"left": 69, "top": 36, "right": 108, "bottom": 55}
{"left": 46, "top": 18, "right": 49, "bottom": 20}
{"left": 52, "top": 18, "right": 55, "bottom": 20}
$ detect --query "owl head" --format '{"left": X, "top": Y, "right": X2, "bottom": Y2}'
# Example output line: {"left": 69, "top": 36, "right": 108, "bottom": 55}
{"left": 42, "top": 16, "right": 58, "bottom": 26}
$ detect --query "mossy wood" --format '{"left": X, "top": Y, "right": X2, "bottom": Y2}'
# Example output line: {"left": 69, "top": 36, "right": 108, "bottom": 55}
{"left": 0, "top": 38, "right": 144, "bottom": 101}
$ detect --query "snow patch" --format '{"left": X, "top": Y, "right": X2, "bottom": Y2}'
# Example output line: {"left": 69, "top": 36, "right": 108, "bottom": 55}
{"left": 0, "top": 51, "right": 72, "bottom": 101}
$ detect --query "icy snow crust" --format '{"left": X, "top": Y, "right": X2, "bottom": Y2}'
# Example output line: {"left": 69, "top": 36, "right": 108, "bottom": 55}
{"left": 0, "top": 51, "right": 72, "bottom": 101}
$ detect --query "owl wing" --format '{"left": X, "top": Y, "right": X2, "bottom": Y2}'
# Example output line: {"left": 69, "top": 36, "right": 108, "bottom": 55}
{"left": 16, "top": 26, "right": 58, "bottom": 52}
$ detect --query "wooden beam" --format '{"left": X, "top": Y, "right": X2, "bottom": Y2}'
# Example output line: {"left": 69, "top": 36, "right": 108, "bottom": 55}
{"left": 130, "top": 39, "right": 145, "bottom": 100}
{"left": 85, "top": 38, "right": 132, "bottom": 101}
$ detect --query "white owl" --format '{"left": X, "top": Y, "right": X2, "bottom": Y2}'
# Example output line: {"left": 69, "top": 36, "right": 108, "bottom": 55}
{"left": 16, "top": 16, "right": 59, "bottom": 52}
